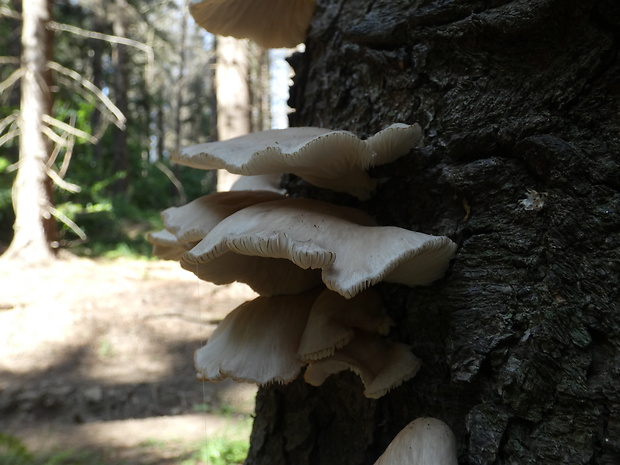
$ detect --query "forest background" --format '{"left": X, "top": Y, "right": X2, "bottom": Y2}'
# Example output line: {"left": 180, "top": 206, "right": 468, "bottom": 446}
{"left": 0, "top": 0, "right": 281, "bottom": 257}
{"left": 0, "top": 0, "right": 284, "bottom": 463}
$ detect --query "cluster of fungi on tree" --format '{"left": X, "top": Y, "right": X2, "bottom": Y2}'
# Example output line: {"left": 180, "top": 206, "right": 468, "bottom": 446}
{"left": 147, "top": 1, "right": 461, "bottom": 463}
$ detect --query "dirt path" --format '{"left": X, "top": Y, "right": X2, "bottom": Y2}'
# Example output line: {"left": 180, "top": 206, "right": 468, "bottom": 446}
{"left": 0, "top": 255, "right": 258, "bottom": 463}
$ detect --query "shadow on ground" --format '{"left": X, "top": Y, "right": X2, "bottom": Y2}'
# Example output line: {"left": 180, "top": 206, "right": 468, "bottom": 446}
{"left": 0, "top": 257, "right": 257, "bottom": 464}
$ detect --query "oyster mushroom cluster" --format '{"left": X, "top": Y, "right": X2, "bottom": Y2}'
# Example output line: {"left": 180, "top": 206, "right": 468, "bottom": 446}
{"left": 147, "top": 123, "right": 457, "bottom": 399}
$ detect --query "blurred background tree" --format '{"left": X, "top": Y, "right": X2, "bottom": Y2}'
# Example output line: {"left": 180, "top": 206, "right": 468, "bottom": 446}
{"left": 0, "top": 0, "right": 269, "bottom": 259}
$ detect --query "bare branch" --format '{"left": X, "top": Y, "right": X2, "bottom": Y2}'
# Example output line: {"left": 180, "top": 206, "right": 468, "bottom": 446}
{"left": 57, "top": 117, "right": 76, "bottom": 179}
{"left": 0, "top": 6, "right": 21, "bottom": 20}
{"left": 41, "top": 126, "right": 69, "bottom": 147}
{"left": 53, "top": 74, "right": 115, "bottom": 137}
{"left": 0, "top": 128, "right": 20, "bottom": 148}
{"left": 0, "top": 56, "right": 20, "bottom": 65}
{"left": 0, "top": 113, "right": 18, "bottom": 135}
{"left": 155, "top": 160, "right": 187, "bottom": 205}
{"left": 41, "top": 113, "right": 97, "bottom": 144}
{"left": 47, "top": 61, "right": 126, "bottom": 129}
{"left": 46, "top": 118, "right": 73, "bottom": 169}
{"left": 48, "top": 21, "right": 154, "bottom": 69}
{"left": 0, "top": 68, "right": 24, "bottom": 95}
{"left": 47, "top": 167, "right": 81, "bottom": 193}
{"left": 48, "top": 206, "right": 88, "bottom": 241}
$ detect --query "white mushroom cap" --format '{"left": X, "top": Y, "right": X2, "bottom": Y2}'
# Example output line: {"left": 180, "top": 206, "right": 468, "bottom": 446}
{"left": 181, "top": 198, "right": 457, "bottom": 298}
{"left": 189, "top": 0, "right": 316, "bottom": 49}
{"left": 366, "top": 123, "right": 425, "bottom": 165}
{"left": 194, "top": 289, "right": 320, "bottom": 385}
{"left": 162, "top": 190, "right": 285, "bottom": 243}
{"left": 146, "top": 229, "right": 194, "bottom": 261}
{"left": 303, "top": 332, "right": 422, "bottom": 399}
{"left": 172, "top": 124, "right": 423, "bottom": 200}
{"left": 373, "top": 417, "right": 458, "bottom": 465}
{"left": 298, "top": 288, "right": 392, "bottom": 361}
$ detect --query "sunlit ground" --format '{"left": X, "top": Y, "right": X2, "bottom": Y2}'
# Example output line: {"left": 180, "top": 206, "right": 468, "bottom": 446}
{"left": 0, "top": 255, "right": 258, "bottom": 464}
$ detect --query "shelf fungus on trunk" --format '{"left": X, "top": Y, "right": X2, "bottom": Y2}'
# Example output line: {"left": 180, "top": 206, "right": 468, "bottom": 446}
{"left": 172, "top": 123, "right": 423, "bottom": 200}
{"left": 189, "top": 0, "right": 317, "bottom": 49}
{"left": 373, "top": 417, "right": 458, "bottom": 465}
{"left": 304, "top": 332, "right": 422, "bottom": 399}
{"left": 181, "top": 198, "right": 457, "bottom": 298}
{"left": 195, "top": 289, "right": 321, "bottom": 385}
{"left": 298, "top": 288, "right": 392, "bottom": 361}
{"left": 146, "top": 189, "right": 285, "bottom": 261}
{"left": 194, "top": 286, "right": 421, "bottom": 396}
{"left": 160, "top": 190, "right": 285, "bottom": 244}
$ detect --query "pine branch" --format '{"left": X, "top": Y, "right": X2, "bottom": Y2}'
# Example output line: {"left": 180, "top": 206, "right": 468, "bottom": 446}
{"left": 47, "top": 61, "right": 126, "bottom": 130}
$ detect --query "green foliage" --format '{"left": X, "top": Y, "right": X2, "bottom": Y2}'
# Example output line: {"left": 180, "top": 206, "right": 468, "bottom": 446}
{"left": 0, "top": 0, "right": 217, "bottom": 257}
{"left": 0, "top": 433, "right": 106, "bottom": 465}
{"left": 181, "top": 437, "right": 249, "bottom": 465}
{"left": 0, "top": 432, "right": 34, "bottom": 465}
{"left": 0, "top": 156, "right": 16, "bottom": 244}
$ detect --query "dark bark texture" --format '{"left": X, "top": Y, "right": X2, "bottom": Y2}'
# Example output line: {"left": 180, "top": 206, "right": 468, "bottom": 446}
{"left": 247, "top": 0, "right": 620, "bottom": 464}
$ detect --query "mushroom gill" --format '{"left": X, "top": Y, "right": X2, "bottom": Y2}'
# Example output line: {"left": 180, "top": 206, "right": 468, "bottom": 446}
{"left": 181, "top": 197, "right": 457, "bottom": 298}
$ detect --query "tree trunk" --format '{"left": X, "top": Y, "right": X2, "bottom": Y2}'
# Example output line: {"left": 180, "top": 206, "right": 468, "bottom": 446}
{"left": 215, "top": 35, "right": 251, "bottom": 191}
{"left": 3, "top": 0, "right": 56, "bottom": 263}
{"left": 110, "top": 0, "right": 129, "bottom": 194}
{"left": 246, "top": 1, "right": 620, "bottom": 464}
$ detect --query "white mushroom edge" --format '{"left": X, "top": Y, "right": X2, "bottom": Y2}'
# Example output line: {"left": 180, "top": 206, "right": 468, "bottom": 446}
{"left": 194, "top": 287, "right": 422, "bottom": 398}
{"left": 172, "top": 123, "right": 423, "bottom": 200}
{"left": 374, "top": 417, "right": 458, "bottom": 465}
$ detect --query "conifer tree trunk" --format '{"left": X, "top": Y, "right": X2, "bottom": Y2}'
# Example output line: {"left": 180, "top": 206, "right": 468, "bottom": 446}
{"left": 246, "top": 1, "right": 620, "bottom": 464}
{"left": 214, "top": 36, "right": 251, "bottom": 191}
{"left": 3, "top": 0, "right": 56, "bottom": 263}
{"left": 111, "top": 0, "right": 129, "bottom": 194}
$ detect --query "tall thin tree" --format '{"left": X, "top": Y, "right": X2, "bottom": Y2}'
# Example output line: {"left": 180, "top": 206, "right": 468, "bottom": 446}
{"left": 110, "top": 0, "right": 129, "bottom": 194}
{"left": 214, "top": 35, "right": 251, "bottom": 191}
{"left": 3, "top": 0, "right": 56, "bottom": 263}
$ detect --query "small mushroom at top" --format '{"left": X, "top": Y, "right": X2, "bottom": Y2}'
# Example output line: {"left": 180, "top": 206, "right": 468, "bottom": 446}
{"left": 172, "top": 123, "right": 423, "bottom": 200}
{"left": 181, "top": 198, "right": 457, "bottom": 298}
{"left": 373, "top": 417, "right": 458, "bottom": 465}
{"left": 304, "top": 332, "right": 422, "bottom": 399}
{"left": 189, "top": 0, "right": 316, "bottom": 49}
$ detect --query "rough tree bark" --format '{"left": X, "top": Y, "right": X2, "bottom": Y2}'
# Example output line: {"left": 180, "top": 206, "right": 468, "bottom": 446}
{"left": 3, "top": 0, "right": 56, "bottom": 263}
{"left": 246, "top": 0, "right": 620, "bottom": 464}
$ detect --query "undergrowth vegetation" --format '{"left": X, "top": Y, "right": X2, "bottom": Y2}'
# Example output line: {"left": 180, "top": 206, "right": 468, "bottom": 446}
{"left": 0, "top": 431, "right": 250, "bottom": 465}
{"left": 0, "top": 152, "right": 216, "bottom": 259}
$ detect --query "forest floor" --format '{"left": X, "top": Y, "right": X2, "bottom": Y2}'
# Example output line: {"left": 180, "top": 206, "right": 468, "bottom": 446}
{"left": 0, "top": 254, "right": 259, "bottom": 464}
